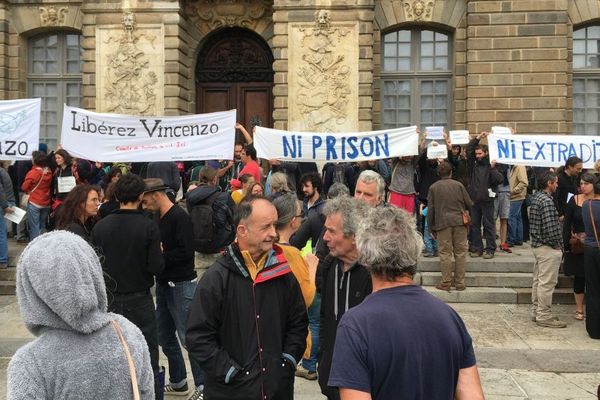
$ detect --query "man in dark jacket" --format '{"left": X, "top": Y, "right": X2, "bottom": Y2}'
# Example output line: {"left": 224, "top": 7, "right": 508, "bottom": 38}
{"left": 186, "top": 166, "right": 235, "bottom": 254}
{"left": 142, "top": 178, "right": 204, "bottom": 398}
{"left": 467, "top": 132, "right": 504, "bottom": 259}
{"left": 90, "top": 173, "right": 164, "bottom": 398}
{"left": 186, "top": 196, "right": 308, "bottom": 400}
{"left": 318, "top": 196, "right": 372, "bottom": 400}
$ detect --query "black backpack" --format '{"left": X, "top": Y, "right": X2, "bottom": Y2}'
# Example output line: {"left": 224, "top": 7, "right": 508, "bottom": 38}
{"left": 189, "top": 191, "right": 221, "bottom": 253}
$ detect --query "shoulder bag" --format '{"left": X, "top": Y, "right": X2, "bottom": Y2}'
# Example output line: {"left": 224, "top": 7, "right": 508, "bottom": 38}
{"left": 590, "top": 201, "right": 600, "bottom": 250}
{"left": 20, "top": 169, "right": 46, "bottom": 208}
{"left": 111, "top": 320, "right": 140, "bottom": 400}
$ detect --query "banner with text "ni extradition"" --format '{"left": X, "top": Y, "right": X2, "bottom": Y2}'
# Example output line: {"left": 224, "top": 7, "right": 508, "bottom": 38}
{"left": 253, "top": 126, "right": 418, "bottom": 162}
{"left": 488, "top": 133, "right": 600, "bottom": 169}
{"left": 61, "top": 106, "right": 236, "bottom": 162}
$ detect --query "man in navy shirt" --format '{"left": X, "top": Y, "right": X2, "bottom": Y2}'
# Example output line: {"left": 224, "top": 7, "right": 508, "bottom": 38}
{"left": 328, "top": 206, "right": 484, "bottom": 400}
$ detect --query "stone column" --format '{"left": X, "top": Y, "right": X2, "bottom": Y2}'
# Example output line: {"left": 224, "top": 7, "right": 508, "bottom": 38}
{"left": 466, "top": 0, "right": 569, "bottom": 134}
{"left": 273, "top": 0, "right": 375, "bottom": 132}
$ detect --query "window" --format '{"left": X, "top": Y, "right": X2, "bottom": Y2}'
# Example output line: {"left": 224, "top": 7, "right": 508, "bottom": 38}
{"left": 381, "top": 29, "right": 452, "bottom": 130}
{"left": 573, "top": 26, "right": 600, "bottom": 135}
{"left": 27, "top": 33, "right": 83, "bottom": 149}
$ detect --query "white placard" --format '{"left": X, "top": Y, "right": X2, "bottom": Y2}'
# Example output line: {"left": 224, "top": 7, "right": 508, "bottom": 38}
{"left": 449, "top": 130, "right": 470, "bottom": 145}
{"left": 0, "top": 99, "right": 40, "bottom": 160}
{"left": 61, "top": 106, "right": 236, "bottom": 162}
{"left": 492, "top": 126, "right": 512, "bottom": 135}
{"left": 254, "top": 126, "right": 419, "bottom": 162}
{"left": 4, "top": 207, "right": 25, "bottom": 224}
{"left": 425, "top": 126, "right": 444, "bottom": 140}
{"left": 427, "top": 142, "right": 448, "bottom": 159}
{"left": 488, "top": 133, "right": 600, "bottom": 168}
{"left": 57, "top": 176, "right": 76, "bottom": 193}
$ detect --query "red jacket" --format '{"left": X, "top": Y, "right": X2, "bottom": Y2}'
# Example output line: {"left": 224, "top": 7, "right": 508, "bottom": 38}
{"left": 21, "top": 167, "right": 52, "bottom": 207}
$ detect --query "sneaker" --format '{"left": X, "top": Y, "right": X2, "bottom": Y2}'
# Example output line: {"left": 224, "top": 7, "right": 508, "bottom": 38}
{"left": 482, "top": 252, "right": 494, "bottom": 259}
{"left": 187, "top": 388, "right": 204, "bottom": 400}
{"left": 0, "top": 263, "right": 7, "bottom": 269}
{"left": 536, "top": 318, "right": 567, "bottom": 328}
{"left": 164, "top": 382, "right": 189, "bottom": 396}
{"left": 422, "top": 252, "right": 435, "bottom": 257}
{"left": 455, "top": 284, "right": 466, "bottom": 291}
{"left": 469, "top": 251, "right": 482, "bottom": 258}
{"left": 499, "top": 243, "right": 512, "bottom": 253}
{"left": 295, "top": 364, "right": 317, "bottom": 380}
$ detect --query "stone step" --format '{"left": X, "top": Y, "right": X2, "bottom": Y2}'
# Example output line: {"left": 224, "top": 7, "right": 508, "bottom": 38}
{"left": 424, "top": 286, "right": 575, "bottom": 304}
{"left": 419, "top": 272, "right": 573, "bottom": 289}
{"left": 418, "top": 255, "right": 534, "bottom": 273}
{"left": 0, "top": 267, "right": 16, "bottom": 281}
{"left": 0, "top": 280, "right": 15, "bottom": 295}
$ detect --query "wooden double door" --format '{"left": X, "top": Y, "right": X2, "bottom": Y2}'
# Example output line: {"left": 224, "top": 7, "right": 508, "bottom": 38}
{"left": 196, "top": 28, "right": 274, "bottom": 135}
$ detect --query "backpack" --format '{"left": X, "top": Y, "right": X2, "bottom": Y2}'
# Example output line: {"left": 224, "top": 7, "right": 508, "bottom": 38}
{"left": 332, "top": 163, "right": 348, "bottom": 185}
{"left": 189, "top": 191, "right": 222, "bottom": 253}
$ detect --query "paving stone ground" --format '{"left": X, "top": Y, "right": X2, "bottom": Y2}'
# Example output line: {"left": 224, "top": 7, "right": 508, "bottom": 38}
{"left": 1, "top": 297, "right": 599, "bottom": 399}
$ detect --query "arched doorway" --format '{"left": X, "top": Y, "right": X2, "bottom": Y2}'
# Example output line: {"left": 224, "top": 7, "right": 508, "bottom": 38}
{"left": 196, "top": 28, "right": 274, "bottom": 135}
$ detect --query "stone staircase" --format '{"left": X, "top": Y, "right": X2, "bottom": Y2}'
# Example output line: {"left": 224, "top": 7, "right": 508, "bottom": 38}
{"left": 417, "top": 244, "right": 575, "bottom": 304}
{"left": 0, "top": 239, "right": 26, "bottom": 295}
{"left": 0, "top": 240, "right": 575, "bottom": 304}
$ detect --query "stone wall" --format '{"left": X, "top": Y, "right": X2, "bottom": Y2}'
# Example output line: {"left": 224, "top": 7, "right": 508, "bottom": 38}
{"left": 466, "top": 0, "right": 570, "bottom": 134}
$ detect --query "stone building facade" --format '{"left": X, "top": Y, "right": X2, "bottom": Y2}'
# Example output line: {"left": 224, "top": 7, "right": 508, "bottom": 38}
{"left": 0, "top": 0, "right": 598, "bottom": 149}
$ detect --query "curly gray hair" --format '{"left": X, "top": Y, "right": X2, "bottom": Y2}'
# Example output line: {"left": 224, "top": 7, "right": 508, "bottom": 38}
{"left": 322, "top": 195, "right": 369, "bottom": 237}
{"left": 356, "top": 206, "right": 423, "bottom": 280}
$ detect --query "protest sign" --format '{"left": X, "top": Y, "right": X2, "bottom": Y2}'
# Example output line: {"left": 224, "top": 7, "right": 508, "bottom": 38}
{"left": 253, "top": 126, "right": 418, "bottom": 162}
{"left": 492, "top": 126, "right": 512, "bottom": 135}
{"left": 449, "top": 130, "right": 470, "bottom": 145}
{"left": 0, "top": 99, "right": 40, "bottom": 160}
{"left": 427, "top": 142, "right": 448, "bottom": 159}
{"left": 61, "top": 106, "right": 236, "bottom": 162}
{"left": 425, "top": 126, "right": 444, "bottom": 140}
{"left": 488, "top": 133, "right": 600, "bottom": 168}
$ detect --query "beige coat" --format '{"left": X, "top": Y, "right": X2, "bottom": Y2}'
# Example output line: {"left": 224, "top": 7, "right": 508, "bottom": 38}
{"left": 509, "top": 165, "right": 528, "bottom": 201}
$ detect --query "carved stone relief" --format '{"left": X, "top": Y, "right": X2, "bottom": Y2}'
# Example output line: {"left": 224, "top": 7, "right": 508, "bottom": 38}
{"left": 186, "top": 0, "right": 272, "bottom": 35}
{"left": 96, "top": 13, "right": 165, "bottom": 115}
{"left": 288, "top": 11, "right": 358, "bottom": 132}
{"left": 403, "top": 0, "right": 435, "bottom": 21}
{"left": 39, "top": 6, "right": 68, "bottom": 26}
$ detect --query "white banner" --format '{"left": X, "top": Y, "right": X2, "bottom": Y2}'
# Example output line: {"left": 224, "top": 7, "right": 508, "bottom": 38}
{"left": 489, "top": 133, "right": 600, "bottom": 168}
{"left": 61, "top": 106, "right": 236, "bottom": 162}
{"left": 0, "top": 99, "right": 40, "bottom": 160}
{"left": 254, "top": 126, "right": 418, "bottom": 162}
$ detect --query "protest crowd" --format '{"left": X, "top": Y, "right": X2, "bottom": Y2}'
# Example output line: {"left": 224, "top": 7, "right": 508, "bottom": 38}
{"left": 6, "top": 122, "right": 600, "bottom": 400}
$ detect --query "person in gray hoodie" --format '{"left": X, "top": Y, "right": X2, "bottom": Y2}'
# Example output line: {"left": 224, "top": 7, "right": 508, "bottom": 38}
{"left": 7, "top": 231, "right": 155, "bottom": 399}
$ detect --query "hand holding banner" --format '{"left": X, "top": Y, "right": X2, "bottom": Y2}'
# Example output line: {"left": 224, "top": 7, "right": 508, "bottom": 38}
{"left": 61, "top": 106, "right": 236, "bottom": 162}
{"left": 0, "top": 99, "right": 40, "bottom": 160}
{"left": 253, "top": 126, "right": 418, "bottom": 162}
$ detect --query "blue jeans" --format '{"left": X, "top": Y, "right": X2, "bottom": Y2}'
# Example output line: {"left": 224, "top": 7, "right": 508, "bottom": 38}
{"left": 27, "top": 204, "right": 50, "bottom": 241}
{"left": 424, "top": 223, "right": 438, "bottom": 253}
{"left": 301, "top": 292, "right": 321, "bottom": 372}
{"left": 508, "top": 200, "right": 524, "bottom": 245}
{"left": 156, "top": 280, "right": 204, "bottom": 388}
{"left": 0, "top": 202, "right": 15, "bottom": 264}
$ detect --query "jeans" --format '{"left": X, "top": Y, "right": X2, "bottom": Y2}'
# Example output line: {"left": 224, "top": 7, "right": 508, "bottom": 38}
{"left": 423, "top": 223, "right": 438, "bottom": 253}
{"left": 156, "top": 280, "right": 204, "bottom": 388}
{"left": 469, "top": 201, "right": 496, "bottom": 253}
{"left": 301, "top": 292, "right": 321, "bottom": 372}
{"left": 508, "top": 200, "right": 524, "bottom": 245}
{"left": 27, "top": 203, "right": 50, "bottom": 241}
{"left": 109, "top": 291, "right": 161, "bottom": 399}
{"left": 0, "top": 201, "right": 15, "bottom": 264}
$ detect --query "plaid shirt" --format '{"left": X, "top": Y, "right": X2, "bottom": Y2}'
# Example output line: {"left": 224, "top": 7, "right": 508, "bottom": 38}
{"left": 529, "top": 191, "right": 562, "bottom": 249}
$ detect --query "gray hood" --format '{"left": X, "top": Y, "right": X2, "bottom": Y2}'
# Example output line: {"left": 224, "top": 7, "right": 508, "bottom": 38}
{"left": 16, "top": 231, "right": 112, "bottom": 336}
